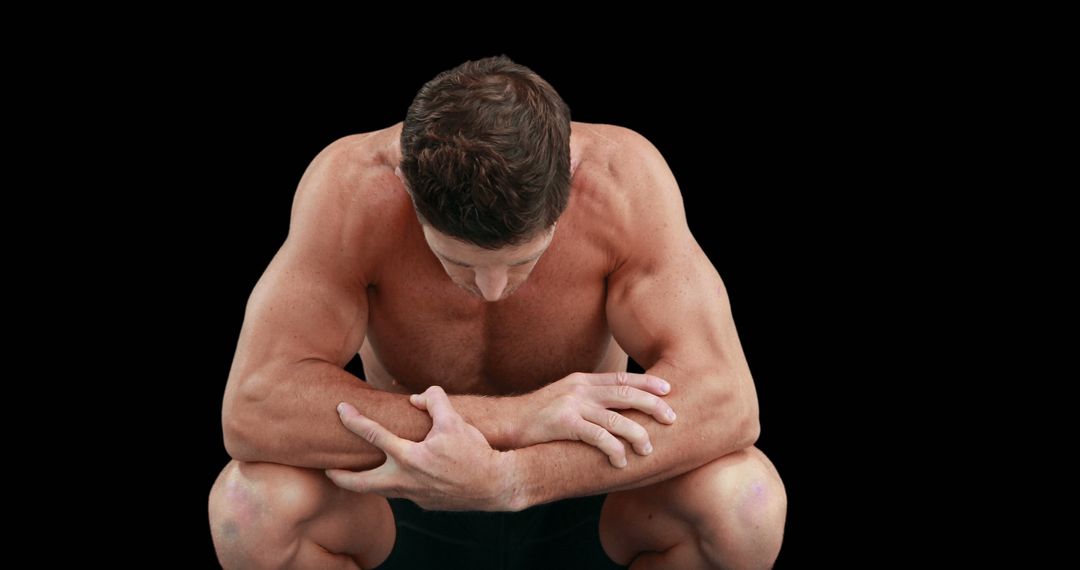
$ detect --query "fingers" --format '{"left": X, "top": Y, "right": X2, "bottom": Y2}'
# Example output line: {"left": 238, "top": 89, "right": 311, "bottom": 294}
{"left": 325, "top": 462, "right": 398, "bottom": 496}
{"left": 593, "top": 386, "right": 677, "bottom": 425}
{"left": 581, "top": 406, "right": 653, "bottom": 456}
{"left": 573, "top": 417, "right": 628, "bottom": 468}
{"left": 337, "top": 402, "right": 413, "bottom": 458}
{"left": 588, "top": 372, "right": 671, "bottom": 396}
{"left": 417, "top": 386, "right": 460, "bottom": 430}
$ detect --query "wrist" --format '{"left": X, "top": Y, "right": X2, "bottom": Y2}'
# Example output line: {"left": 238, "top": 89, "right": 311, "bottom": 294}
{"left": 497, "top": 394, "right": 528, "bottom": 450}
{"left": 465, "top": 395, "right": 517, "bottom": 451}
{"left": 497, "top": 449, "right": 529, "bottom": 512}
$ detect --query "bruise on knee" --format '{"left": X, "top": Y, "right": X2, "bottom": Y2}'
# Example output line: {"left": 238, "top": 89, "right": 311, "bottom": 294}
{"left": 694, "top": 455, "right": 787, "bottom": 567}
{"left": 211, "top": 469, "right": 266, "bottom": 552}
{"left": 734, "top": 478, "right": 784, "bottom": 530}
{"left": 219, "top": 520, "right": 240, "bottom": 541}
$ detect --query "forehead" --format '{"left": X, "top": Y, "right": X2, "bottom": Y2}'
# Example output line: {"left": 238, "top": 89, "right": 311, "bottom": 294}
{"left": 422, "top": 226, "right": 552, "bottom": 264}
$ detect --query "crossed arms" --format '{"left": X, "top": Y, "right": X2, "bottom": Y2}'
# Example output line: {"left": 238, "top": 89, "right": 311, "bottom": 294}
{"left": 222, "top": 129, "right": 759, "bottom": 511}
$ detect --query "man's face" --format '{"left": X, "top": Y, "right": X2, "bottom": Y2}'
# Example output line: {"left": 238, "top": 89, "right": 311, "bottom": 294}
{"left": 421, "top": 223, "right": 557, "bottom": 302}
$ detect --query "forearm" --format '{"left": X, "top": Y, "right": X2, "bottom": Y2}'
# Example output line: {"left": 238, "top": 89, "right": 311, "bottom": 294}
{"left": 223, "top": 360, "right": 511, "bottom": 470}
{"left": 506, "top": 360, "right": 759, "bottom": 509}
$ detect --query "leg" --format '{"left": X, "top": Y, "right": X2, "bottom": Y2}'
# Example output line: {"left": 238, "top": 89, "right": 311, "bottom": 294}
{"left": 599, "top": 446, "right": 787, "bottom": 570}
{"left": 208, "top": 460, "right": 395, "bottom": 569}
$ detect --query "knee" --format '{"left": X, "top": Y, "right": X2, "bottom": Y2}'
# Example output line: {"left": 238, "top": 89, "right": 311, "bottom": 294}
{"left": 682, "top": 447, "right": 787, "bottom": 568}
{"left": 208, "top": 460, "right": 338, "bottom": 568}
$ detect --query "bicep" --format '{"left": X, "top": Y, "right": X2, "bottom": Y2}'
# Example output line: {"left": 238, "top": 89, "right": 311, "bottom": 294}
{"left": 606, "top": 236, "right": 737, "bottom": 373}
{"left": 603, "top": 127, "right": 745, "bottom": 374}
{"left": 235, "top": 242, "right": 368, "bottom": 374}
{"left": 230, "top": 140, "right": 374, "bottom": 377}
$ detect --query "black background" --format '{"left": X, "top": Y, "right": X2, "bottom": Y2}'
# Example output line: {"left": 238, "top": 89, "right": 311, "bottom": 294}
{"left": 125, "top": 46, "right": 912, "bottom": 567}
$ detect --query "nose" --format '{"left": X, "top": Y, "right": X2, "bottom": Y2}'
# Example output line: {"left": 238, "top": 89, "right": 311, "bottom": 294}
{"left": 474, "top": 268, "right": 508, "bottom": 301}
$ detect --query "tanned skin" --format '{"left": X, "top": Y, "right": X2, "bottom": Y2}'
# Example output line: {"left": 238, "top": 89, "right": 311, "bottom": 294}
{"left": 210, "top": 122, "right": 787, "bottom": 569}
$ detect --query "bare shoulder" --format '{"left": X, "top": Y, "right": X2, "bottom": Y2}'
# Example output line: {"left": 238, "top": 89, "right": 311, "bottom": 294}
{"left": 574, "top": 123, "right": 688, "bottom": 267}
{"left": 290, "top": 129, "right": 399, "bottom": 231}
{"left": 285, "top": 125, "right": 410, "bottom": 283}
{"left": 235, "top": 130, "right": 405, "bottom": 372}
{"left": 575, "top": 122, "right": 683, "bottom": 219}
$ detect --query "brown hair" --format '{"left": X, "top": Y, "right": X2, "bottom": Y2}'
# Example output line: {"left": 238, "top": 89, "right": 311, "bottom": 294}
{"left": 399, "top": 55, "right": 572, "bottom": 250}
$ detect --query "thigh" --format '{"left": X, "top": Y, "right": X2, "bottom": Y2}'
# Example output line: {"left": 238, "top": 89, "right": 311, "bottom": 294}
{"left": 599, "top": 447, "right": 779, "bottom": 564}
{"left": 599, "top": 475, "right": 694, "bottom": 565}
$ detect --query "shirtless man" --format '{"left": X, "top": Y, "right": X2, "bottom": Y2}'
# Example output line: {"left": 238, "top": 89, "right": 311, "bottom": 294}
{"left": 209, "top": 56, "right": 786, "bottom": 569}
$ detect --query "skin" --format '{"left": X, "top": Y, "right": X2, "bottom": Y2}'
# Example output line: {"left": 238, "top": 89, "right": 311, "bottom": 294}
{"left": 209, "top": 122, "right": 787, "bottom": 569}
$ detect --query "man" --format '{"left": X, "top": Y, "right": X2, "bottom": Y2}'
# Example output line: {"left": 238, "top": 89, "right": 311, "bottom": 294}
{"left": 209, "top": 55, "right": 786, "bottom": 569}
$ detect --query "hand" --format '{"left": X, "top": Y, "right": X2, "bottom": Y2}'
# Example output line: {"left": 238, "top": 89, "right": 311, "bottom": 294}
{"left": 326, "top": 386, "right": 516, "bottom": 511}
{"left": 515, "top": 372, "right": 676, "bottom": 468}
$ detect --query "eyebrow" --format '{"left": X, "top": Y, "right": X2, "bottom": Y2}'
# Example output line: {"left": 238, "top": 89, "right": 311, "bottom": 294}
{"left": 434, "top": 249, "right": 545, "bottom": 267}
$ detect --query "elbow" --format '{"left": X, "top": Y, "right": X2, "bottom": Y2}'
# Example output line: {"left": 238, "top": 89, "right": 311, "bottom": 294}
{"left": 222, "top": 409, "right": 255, "bottom": 462}
{"left": 737, "top": 380, "right": 761, "bottom": 449}
{"left": 740, "top": 410, "right": 761, "bottom": 449}
{"left": 221, "top": 373, "right": 271, "bottom": 462}
{"left": 704, "top": 373, "right": 760, "bottom": 452}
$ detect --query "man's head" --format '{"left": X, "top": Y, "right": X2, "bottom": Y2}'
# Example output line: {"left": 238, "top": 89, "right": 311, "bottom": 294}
{"left": 399, "top": 55, "right": 571, "bottom": 301}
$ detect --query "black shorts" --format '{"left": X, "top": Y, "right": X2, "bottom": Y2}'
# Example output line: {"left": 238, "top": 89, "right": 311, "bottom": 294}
{"left": 374, "top": 494, "right": 627, "bottom": 569}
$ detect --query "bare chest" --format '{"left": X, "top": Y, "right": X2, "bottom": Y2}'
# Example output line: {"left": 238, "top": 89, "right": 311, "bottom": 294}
{"left": 359, "top": 237, "right": 626, "bottom": 396}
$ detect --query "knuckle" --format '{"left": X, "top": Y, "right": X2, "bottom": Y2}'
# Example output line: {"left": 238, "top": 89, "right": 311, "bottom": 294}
{"left": 614, "top": 371, "right": 630, "bottom": 386}
{"left": 566, "top": 386, "right": 590, "bottom": 403}
{"left": 556, "top": 393, "right": 579, "bottom": 411}
{"left": 557, "top": 408, "right": 579, "bottom": 427}
{"left": 606, "top": 412, "right": 622, "bottom": 430}
{"left": 616, "top": 384, "right": 633, "bottom": 399}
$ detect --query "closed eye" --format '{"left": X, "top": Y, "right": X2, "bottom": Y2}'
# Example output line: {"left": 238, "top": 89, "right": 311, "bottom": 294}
{"left": 443, "top": 258, "right": 537, "bottom": 268}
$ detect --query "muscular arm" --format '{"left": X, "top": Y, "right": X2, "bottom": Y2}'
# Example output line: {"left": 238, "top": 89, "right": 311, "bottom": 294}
{"left": 222, "top": 139, "right": 510, "bottom": 471}
{"left": 505, "top": 129, "right": 760, "bottom": 508}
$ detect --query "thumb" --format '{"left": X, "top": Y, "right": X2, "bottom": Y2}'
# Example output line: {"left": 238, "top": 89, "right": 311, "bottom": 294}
{"left": 325, "top": 461, "right": 398, "bottom": 496}
{"left": 409, "top": 393, "right": 427, "bottom": 411}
